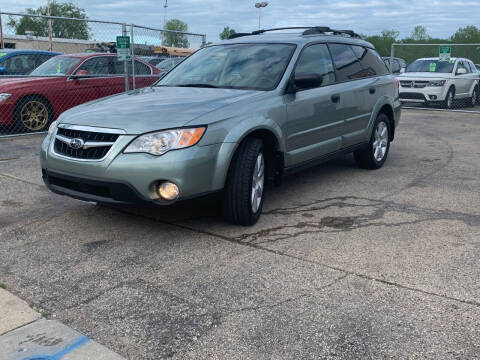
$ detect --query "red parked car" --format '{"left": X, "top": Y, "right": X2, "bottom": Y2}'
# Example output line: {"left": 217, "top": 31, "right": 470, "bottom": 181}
{"left": 0, "top": 53, "right": 160, "bottom": 132}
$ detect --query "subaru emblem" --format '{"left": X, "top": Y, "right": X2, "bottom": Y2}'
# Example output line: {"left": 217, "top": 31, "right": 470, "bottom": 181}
{"left": 69, "top": 138, "right": 85, "bottom": 150}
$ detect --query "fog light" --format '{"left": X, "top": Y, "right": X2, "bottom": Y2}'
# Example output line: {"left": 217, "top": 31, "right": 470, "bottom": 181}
{"left": 157, "top": 182, "right": 179, "bottom": 201}
{"left": 429, "top": 95, "right": 437, "bottom": 100}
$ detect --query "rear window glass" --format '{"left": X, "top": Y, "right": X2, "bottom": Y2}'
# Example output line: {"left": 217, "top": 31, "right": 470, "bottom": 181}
{"left": 352, "top": 46, "right": 389, "bottom": 76}
{"left": 328, "top": 44, "right": 364, "bottom": 81}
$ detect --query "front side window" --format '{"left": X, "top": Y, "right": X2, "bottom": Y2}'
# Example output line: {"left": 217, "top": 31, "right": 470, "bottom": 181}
{"left": 158, "top": 43, "right": 296, "bottom": 91}
{"left": 295, "top": 44, "right": 335, "bottom": 88}
{"left": 30, "top": 56, "right": 81, "bottom": 76}
{"left": 76, "top": 57, "right": 110, "bottom": 75}
{"left": 456, "top": 61, "right": 469, "bottom": 74}
{"left": 328, "top": 44, "right": 364, "bottom": 81}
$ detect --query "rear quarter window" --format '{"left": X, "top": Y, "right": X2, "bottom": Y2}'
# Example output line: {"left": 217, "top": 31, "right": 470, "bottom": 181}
{"left": 328, "top": 43, "right": 364, "bottom": 82}
{"left": 352, "top": 45, "right": 389, "bottom": 76}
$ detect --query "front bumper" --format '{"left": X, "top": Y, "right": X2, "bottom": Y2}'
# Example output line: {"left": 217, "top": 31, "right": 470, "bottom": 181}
{"left": 0, "top": 101, "right": 15, "bottom": 126}
{"left": 41, "top": 134, "right": 236, "bottom": 204}
{"left": 399, "top": 86, "right": 447, "bottom": 103}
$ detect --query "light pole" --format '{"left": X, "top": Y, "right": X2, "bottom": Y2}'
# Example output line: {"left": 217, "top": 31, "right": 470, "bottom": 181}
{"left": 255, "top": 2, "right": 268, "bottom": 30}
{"left": 163, "top": 0, "right": 168, "bottom": 29}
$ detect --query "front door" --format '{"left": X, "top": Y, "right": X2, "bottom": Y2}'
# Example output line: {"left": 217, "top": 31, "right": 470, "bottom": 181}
{"left": 284, "top": 43, "right": 343, "bottom": 166}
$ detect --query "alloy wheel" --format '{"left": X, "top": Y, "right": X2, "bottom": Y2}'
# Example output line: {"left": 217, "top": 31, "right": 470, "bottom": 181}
{"left": 20, "top": 100, "right": 49, "bottom": 131}
{"left": 251, "top": 153, "right": 265, "bottom": 213}
{"left": 373, "top": 122, "right": 388, "bottom": 162}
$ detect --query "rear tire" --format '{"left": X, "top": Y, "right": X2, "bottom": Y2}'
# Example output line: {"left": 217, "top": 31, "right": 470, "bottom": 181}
{"left": 354, "top": 113, "right": 391, "bottom": 170}
{"left": 223, "top": 138, "right": 265, "bottom": 226}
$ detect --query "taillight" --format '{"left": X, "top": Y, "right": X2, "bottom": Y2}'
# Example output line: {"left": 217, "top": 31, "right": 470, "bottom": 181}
{"left": 394, "top": 77, "right": 400, "bottom": 89}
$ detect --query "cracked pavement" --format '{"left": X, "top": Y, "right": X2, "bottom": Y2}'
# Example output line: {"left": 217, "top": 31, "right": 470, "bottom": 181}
{"left": 1, "top": 109, "right": 479, "bottom": 359}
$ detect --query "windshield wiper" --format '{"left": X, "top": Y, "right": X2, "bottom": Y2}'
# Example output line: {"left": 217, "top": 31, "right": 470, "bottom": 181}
{"left": 176, "top": 83, "right": 219, "bottom": 88}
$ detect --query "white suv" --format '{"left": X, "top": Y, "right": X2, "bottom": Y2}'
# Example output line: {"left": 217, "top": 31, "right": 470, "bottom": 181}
{"left": 398, "top": 57, "right": 479, "bottom": 109}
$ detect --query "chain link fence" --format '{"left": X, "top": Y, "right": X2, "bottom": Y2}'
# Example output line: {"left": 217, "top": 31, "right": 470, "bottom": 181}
{"left": 0, "top": 11, "right": 205, "bottom": 136}
{"left": 391, "top": 43, "right": 480, "bottom": 112}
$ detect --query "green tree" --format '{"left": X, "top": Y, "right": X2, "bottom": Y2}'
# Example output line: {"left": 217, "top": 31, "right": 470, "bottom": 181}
{"left": 7, "top": 1, "right": 90, "bottom": 40}
{"left": 364, "top": 29, "right": 399, "bottom": 56}
{"left": 451, "top": 25, "right": 480, "bottom": 43}
{"left": 220, "top": 26, "right": 236, "bottom": 40}
{"left": 410, "top": 25, "right": 430, "bottom": 41}
{"left": 163, "top": 19, "right": 190, "bottom": 48}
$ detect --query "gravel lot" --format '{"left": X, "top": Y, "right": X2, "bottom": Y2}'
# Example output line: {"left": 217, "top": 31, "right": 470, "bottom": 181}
{"left": 0, "top": 109, "right": 479, "bottom": 359}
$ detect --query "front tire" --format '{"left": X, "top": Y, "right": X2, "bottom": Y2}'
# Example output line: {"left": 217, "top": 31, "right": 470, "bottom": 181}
{"left": 223, "top": 138, "right": 265, "bottom": 226}
{"left": 442, "top": 87, "right": 455, "bottom": 109}
{"left": 14, "top": 96, "right": 53, "bottom": 133}
{"left": 354, "top": 113, "right": 391, "bottom": 170}
{"left": 468, "top": 86, "right": 478, "bottom": 107}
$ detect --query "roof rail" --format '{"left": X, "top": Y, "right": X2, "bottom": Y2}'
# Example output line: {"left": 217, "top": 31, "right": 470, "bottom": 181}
{"left": 227, "top": 26, "right": 362, "bottom": 40}
{"left": 303, "top": 27, "right": 362, "bottom": 38}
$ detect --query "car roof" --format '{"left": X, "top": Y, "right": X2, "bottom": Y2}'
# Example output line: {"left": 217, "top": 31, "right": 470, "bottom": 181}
{"left": 213, "top": 30, "right": 375, "bottom": 49}
{"left": 0, "top": 49, "right": 61, "bottom": 58}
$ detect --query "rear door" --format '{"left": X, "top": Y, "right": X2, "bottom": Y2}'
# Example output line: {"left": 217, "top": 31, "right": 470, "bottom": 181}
{"left": 328, "top": 44, "right": 378, "bottom": 148}
{"left": 285, "top": 43, "right": 343, "bottom": 166}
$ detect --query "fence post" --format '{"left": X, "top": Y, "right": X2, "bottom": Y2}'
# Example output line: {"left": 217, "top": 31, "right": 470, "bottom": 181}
{"left": 390, "top": 43, "right": 395, "bottom": 72}
{"left": 130, "top": 25, "right": 136, "bottom": 91}
{"left": 201, "top": 35, "right": 206, "bottom": 48}
{"left": 0, "top": 10, "right": 4, "bottom": 49}
{"left": 122, "top": 23, "right": 129, "bottom": 93}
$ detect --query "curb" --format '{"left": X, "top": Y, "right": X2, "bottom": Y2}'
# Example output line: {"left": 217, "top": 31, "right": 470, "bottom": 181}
{"left": 0, "top": 288, "right": 125, "bottom": 360}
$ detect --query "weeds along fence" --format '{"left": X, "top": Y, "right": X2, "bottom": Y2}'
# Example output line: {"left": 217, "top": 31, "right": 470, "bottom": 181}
{"left": 391, "top": 43, "right": 480, "bottom": 112}
{"left": 0, "top": 11, "right": 206, "bottom": 136}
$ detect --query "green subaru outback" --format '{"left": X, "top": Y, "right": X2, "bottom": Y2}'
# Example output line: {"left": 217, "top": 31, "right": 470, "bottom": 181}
{"left": 41, "top": 27, "right": 401, "bottom": 225}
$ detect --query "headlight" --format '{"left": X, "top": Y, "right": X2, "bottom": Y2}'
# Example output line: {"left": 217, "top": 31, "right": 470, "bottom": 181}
{"left": 427, "top": 80, "right": 446, "bottom": 87}
{"left": 124, "top": 127, "right": 206, "bottom": 156}
{"left": 0, "top": 93, "right": 12, "bottom": 102}
{"left": 48, "top": 120, "right": 59, "bottom": 136}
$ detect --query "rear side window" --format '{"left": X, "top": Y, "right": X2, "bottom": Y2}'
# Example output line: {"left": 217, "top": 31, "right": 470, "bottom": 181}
{"left": 295, "top": 44, "right": 335, "bottom": 88}
{"left": 352, "top": 45, "right": 389, "bottom": 76}
{"left": 134, "top": 60, "right": 151, "bottom": 75}
{"left": 328, "top": 44, "right": 364, "bottom": 81}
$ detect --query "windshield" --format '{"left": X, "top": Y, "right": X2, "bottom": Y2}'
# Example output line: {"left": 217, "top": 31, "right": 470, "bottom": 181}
{"left": 30, "top": 56, "right": 81, "bottom": 76}
{"left": 158, "top": 43, "right": 296, "bottom": 91}
{"left": 156, "top": 58, "right": 183, "bottom": 70}
{"left": 406, "top": 59, "right": 455, "bottom": 73}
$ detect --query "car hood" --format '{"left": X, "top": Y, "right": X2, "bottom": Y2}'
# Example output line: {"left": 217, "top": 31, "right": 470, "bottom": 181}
{"left": 0, "top": 76, "right": 62, "bottom": 90}
{"left": 399, "top": 72, "right": 452, "bottom": 80}
{"left": 58, "top": 86, "right": 262, "bottom": 134}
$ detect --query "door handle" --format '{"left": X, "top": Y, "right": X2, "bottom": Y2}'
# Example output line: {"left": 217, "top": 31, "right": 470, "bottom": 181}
{"left": 369, "top": 87, "right": 376, "bottom": 94}
{"left": 331, "top": 94, "right": 340, "bottom": 103}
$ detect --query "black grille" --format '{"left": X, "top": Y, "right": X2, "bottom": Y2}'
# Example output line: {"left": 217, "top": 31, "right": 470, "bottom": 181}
{"left": 399, "top": 92, "right": 426, "bottom": 101}
{"left": 48, "top": 175, "right": 111, "bottom": 198}
{"left": 54, "top": 128, "right": 120, "bottom": 160}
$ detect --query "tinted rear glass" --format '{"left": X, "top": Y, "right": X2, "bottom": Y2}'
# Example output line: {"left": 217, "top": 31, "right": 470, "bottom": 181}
{"left": 328, "top": 44, "right": 364, "bottom": 81}
{"left": 352, "top": 46, "right": 389, "bottom": 76}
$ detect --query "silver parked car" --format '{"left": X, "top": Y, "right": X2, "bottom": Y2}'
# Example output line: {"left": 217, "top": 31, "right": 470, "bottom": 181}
{"left": 41, "top": 26, "right": 401, "bottom": 225}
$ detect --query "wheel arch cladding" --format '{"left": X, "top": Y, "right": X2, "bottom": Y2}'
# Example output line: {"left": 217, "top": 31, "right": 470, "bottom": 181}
{"left": 227, "top": 128, "right": 283, "bottom": 187}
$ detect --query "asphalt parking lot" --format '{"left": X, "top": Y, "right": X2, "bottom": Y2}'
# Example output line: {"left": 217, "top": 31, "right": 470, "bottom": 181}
{"left": 0, "top": 108, "right": 479, "bottom": 359}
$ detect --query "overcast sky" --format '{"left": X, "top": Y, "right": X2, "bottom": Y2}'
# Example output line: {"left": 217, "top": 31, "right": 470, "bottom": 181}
{"left": 2, "top": 0, "right": 480, "bottom": 43}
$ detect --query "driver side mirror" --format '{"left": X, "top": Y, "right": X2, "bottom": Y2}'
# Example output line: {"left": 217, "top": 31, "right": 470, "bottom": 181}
{"left": 0, "top": 67, "right": 7, "bottom": 75}
{"left": 456, "top": 68, "right": 467, "bottom": 75}
{"left": 71, "top": 69, "right": 90, "bottom": 78}
{"left": 287, "top": 73, "right": 323, "bottom": 93}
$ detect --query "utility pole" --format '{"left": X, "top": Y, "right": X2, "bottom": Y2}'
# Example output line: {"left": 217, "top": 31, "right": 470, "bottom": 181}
{"left": 47, "top": 0, "right": 53, "bottom": 51}
{"left": 255, "top": 2, "right": 268, "bottom": 30}
{"left": 0, "top": 9, "right": 4, "bottom": 49}
{"left": 163, "top": 0, "right": 168, "bottom": 29}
